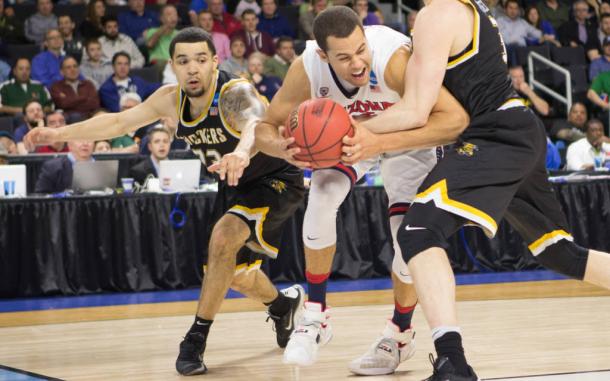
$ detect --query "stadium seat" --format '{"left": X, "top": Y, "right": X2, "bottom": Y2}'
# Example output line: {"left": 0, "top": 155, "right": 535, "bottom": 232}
{"left": 551, "top": 46, "right": 587, "bottom": 67}
{"left": 131, "top": 67, "right": 159, "bottom": 84}
{"left": 515, "top": 45, "right": 551, "bottom": 68}
{"left": 0, "top": 116, "right": 14, "bottom": 133}
{"left": 6, "top": 44, "right": 41, "bottom": 65}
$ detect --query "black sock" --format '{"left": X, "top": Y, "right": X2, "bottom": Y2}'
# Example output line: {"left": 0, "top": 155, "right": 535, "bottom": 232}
{"left": 265, "top": 291, "right": 291, "bottom": 316}
{"left": 189, "top": 316, "right": 213, "bottom": 336}
{"left": 434, "top": 332, "right": 469, "bottom": 376}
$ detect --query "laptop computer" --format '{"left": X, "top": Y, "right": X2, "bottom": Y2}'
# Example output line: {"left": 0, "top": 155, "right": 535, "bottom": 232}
{"left": 0, "top": 164, "right": 27, "bottom": 197}
{"left": 72, "top": 160, "right": 119, "bottom": 192}
{"left": 159, "top": 159, "right": 201, "bottom": 192}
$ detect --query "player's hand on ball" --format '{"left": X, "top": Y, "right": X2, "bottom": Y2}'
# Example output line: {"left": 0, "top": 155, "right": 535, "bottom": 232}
{"left": 277, "top": 126, "right": 312, "bottom": 169}
{"left": 208, "top": 151, "right": 250, "bottom": 186}
{"left": 23, "top": 127, "right": 61, "bottom": 152}
{"left": 341, "top": 118, "right": 381, "bottom": 164}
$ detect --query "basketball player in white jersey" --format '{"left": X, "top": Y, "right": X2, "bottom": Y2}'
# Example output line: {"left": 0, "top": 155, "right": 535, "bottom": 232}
{"left": 254, "top": 6, "right": 469, "bottom": 375}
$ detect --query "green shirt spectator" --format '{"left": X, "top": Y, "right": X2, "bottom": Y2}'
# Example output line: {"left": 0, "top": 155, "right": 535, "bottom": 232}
{"left": 537, "top": 0, "right": 569, "bottom": 31}
{"left": 145, "top": 5, "right": 179, "bottom": 62}
{"left": 111, "top": 135, "right": 136, "bottom": 149}
{"left": 588, "top": 70, "right": 610, "bottom": 111}
{"left": 0, "top": 58, "right": 53, "bottom": 115}
{"left": 263, "top": 36, "right": 295, "bottom": 81}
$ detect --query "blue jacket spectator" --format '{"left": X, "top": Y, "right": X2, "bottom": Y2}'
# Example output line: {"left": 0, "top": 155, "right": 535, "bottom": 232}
{"left": 0, "top": 60, "right": 10, "bottom": 83}
{"left": 189, "top": 0, "right": 208, "bottom": 14}
{"left": 99, "top": 51, "right": 159, "bottom": 112}
{"left": 31, "top": 29, "right": 66, "bottom": 88}
{"left": 258, "top": 0, "right": 296, "bottom": 39}
{"left": 99, "top": 75, "right": 159, "bottom": 112}
{"left": 590, "top": 37, "right": 610, "bottom": 80}
{"left": 118, "top": 0, "right": 159, "bottom": 44}
{"left": 546, "top": 138, "right": 562, "bottom": 170}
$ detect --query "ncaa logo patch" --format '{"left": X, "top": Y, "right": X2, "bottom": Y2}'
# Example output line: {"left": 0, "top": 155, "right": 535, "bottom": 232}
{"left": 319, "top": 87, "right": 329, "bottom": 97}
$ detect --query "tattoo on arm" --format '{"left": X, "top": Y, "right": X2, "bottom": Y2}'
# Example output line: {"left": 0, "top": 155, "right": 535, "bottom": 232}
{"left": 220, "top": 82, "right": 267, "bottom": 131}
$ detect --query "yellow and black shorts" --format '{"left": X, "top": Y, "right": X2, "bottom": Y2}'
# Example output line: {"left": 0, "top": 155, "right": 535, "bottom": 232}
{"left": 210, "top": 167, "right": 305, "bottom": 270}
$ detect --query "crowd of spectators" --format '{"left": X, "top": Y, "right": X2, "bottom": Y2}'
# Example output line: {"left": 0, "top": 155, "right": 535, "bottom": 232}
{"left": 1, "top": 0, "right": 610, "bottom": 194}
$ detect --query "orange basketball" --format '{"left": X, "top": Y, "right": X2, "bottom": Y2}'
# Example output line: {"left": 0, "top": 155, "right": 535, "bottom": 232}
{"left": 284, "top": 98, "right": 353, "bottom": 169}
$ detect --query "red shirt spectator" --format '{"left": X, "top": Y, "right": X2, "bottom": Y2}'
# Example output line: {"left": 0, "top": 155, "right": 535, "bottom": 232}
{"left": 50, "top": 57, "right": 100, "bottom": 119}
{"left": 208, "top": 0, "right": 242, "bottom": 36}
{"left": 230, "top": 9, "right": 275, "bottom": 58}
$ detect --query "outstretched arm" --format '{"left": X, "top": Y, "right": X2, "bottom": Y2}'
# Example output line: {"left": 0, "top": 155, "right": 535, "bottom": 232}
{"left": 208, "top": 80, "right": 267, "bottom": 186}
{"left": 24, "top": 86, "right": 176, "bottom": 149}
{"left": 360, "top": 3, "right": 457, "bottom": 133}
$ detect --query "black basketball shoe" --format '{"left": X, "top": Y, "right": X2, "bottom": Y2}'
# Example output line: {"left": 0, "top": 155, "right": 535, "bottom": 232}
{"left": 423, "top": 354, "right": 480, "bottom": 381}
{"left": 176, "top": 332, "right": 208, "bottom": 376}
{"left": 266, "top": 284, "right": 305, "bottom": 348}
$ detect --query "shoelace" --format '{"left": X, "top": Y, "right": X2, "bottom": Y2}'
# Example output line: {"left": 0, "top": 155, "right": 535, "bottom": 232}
{"left": 265, "top": 313, "right": 281, "bottom": 333}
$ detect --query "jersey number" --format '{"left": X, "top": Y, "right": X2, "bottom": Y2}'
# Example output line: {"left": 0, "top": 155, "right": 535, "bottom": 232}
{"left": 193, "top": 148, "right": 222, "bottom": 166}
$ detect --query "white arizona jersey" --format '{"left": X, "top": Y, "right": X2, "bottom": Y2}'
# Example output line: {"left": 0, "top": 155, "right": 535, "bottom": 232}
{"left": 302, "top": 25, "right": 411, "bottom": 118}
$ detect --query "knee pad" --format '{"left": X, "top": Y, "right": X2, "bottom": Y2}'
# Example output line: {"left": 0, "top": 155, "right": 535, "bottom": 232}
{"left": 303, "top": 169, "right": 352, "bottom": 250}
{"left": 535, "top": 240, "right": 589, "bottom": 280}
{"left": 389, "top": 214, "right": 413, "bottom": 283}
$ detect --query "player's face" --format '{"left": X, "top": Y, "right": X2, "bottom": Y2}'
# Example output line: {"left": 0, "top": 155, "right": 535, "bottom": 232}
{"left": 148, "top": 131, "right": 170, "bottom": 160}
{"left": 320, "top": 27, "right": 371, "bottom": 88}
{"left": 171, "top": 42, "right": 219, "bottom": 98}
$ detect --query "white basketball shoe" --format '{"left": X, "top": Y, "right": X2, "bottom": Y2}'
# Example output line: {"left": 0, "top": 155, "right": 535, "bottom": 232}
{"left": 282, "top": 301, "right": 332, "bottom": 366}
{"left": 349, "top": 320, "right": 416, "bottom": 375}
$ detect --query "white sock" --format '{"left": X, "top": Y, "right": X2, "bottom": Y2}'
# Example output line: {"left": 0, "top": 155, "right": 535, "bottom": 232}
{"left": 431, "top": 326, "right": 461, "bottom": 341}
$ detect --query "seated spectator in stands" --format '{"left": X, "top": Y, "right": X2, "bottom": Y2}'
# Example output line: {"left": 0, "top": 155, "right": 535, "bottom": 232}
{"left": 235, "top": 0, "right": 261, "bottom": 18}
{"left": 188, "top": 0, "right": 208, "bottom": 26}
{"left": 231, "top": 10, "right": 275, "bottom": 58}
{"left": 35, "top": 110, "right": 69, "bottom": 153}
{"left": 248, "top": 52, "right": 281, "bottom": 101}
{"left": 264, "top": 36, "right": 294, "bottom": 80}
{"left": 353, "top": 0, "right": 380, "bottom": 26}
{"left": 104, "top": 94, "right": 139, "bottom": 153}
{"left": 118, "top": 0, "right": 159, "bottom": 46}
{"left": 31, "top": 29, "right": 65, "bottom": 88}
{"left": 546, "top": 137, "right": 562, "bottom": 170}
{"left": 0, "top": 59, "right": 10, "bottom": 84}
{"left": 146, "top": 5, "right": 178, "bottom": 74}
{"left": 509, "top": 65, "right": 550, "bottom": 117}
{"left": 208, "top": 0, "right": 242, "bottom": 37}
{"left": 199, "top": 10, "right": 230, "bottom": 62}
{"left": 537, "top": 0, "right": 570, "bottom": 31}
{"left": 94, "top": 139, "right": 112, "bottom": 153}
{"left": 587, "top": 13, "right": 610, "bottom": 60}
{"left": 99, "top": 16, "right": 145, "bottom": 69}
{"left": 80, "top": 0, "right": 106, "bottom": 41}
{"left": 219, "top": 35, "right": 249, "bottom": 77}
{"left": 80, "top": 39, "right": 113, "bottom": 90}
{"left": 566, "top": 118, "right": 610, "bottom": 170}
{"left": 0, "top": 58, "right": 52, "bottom": 115}
{"left": 58, "top": 15, "right": 83, "bottom": 62}
{"left": 258, "top": 0, "right": 296, "bottom": 40}
{"left": 129, "top": 126, "right": 170, "bottom": 185}
{"left": 300, "top": 0, "right": 327, "bottom": 40}
{"left": 34, "top": 139, "right": 94, "bottom": 193}
{"left": 0, "top": 0, "right": 25, "bottom": 43}
{"left": 0, "top": 131, "right": 17, "bottom": 154}
{"left": 14, "top": 100, "right": 45, "bottom": 154}
{"left": 525, "top": 5, "right": 557, "bottom": 39}
{"left": 601, "top": 1, "right": 610, "bottom": 18}
{"left": 587, "top": 68, "right": 610, "bottom": 111}
{"left": 497, "top": 1, "right": 546, "bottom": 51}
{"left": 558, "top": 1, "right": 597, "bottom": 50}
{"left": 549, "top": 102, "right": 588, "bottom": 143}
{"left": 590, "top": 36, "right": 610, "bottom": 80}
{"left": 99, "top": 52, "right": 159, "bottom": 113}
{"left": 50, "top": 57, "right": 100, "bottom": 120}
{"left": 24, "top": 0, "right": 57, "bottom": 45}
{"left": 486, "top": 0, "right": 504, "bottom": 19}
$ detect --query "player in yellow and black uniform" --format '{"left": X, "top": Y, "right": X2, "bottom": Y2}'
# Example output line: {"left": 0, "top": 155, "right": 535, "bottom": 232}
{"left": 337, "top": 0, "right": 610, "bottom": 379}
{"left": 24, "top": 27, "right": 306, "bottom": 376}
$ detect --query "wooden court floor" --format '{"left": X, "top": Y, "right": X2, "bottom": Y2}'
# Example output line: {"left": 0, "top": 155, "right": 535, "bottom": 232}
{"left": 1, "top": 280, "right": 610, "bottom": 380}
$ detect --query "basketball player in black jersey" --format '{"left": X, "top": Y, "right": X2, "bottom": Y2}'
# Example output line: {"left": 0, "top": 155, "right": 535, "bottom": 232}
{"left": 24, "top": 28, "right": 306, "bottom": 376}
{"left": 337, "top": 0, "right": 610, "bottom": 380}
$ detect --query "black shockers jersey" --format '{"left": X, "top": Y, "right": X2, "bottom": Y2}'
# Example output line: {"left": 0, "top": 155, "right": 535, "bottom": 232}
{"left": 175, "top": 69, "right": 290, "bottom": 185}
{"left": 442, "top": 0, "right": 517, "bottom": 118}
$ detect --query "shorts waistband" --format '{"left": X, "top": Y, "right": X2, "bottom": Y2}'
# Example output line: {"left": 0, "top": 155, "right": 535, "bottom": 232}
{"left": 498, "top": 98, "right": 526, "bottom": 111}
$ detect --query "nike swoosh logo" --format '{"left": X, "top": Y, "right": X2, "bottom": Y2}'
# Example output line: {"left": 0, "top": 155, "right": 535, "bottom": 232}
{"left": 404, "top": 225, "right": 426, "bottom": 231}
{"left": 399, "top": 271, "right": 410, "bottom": 277}
{"left": 196, "top": 321, "right": 210, "bottom": 326}
{"left": 306, "top": 235, "right": 319, "bottom": 240}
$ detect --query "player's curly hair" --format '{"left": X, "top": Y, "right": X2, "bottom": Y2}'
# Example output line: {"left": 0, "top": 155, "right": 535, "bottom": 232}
{"left": 313, "top": 6, "right": 363, "bottom": 52}
{"left": 169, "top": 27, "right": 217, "bottom": 58}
